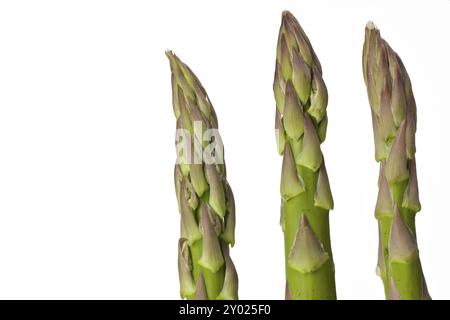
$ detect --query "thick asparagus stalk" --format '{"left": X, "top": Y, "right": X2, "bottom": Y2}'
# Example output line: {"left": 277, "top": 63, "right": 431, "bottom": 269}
{"left": 273, "top": 11, "right": 336, "bottom": 300}
{"left": 362, "top": 22, "right": 430, "bottom": 300}
{"left": 167, "top": 51, "right": 238, "bottom": 300}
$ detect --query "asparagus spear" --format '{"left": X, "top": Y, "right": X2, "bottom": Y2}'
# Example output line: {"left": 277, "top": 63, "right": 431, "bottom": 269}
{"left": 273, "top": 11, "right": 336, "bottom": 300}
{"left": 167, "top": 51, "right": 238, "bottom": 300}
{"left": 362, "top": 22, "right": 430, "bottom": 300}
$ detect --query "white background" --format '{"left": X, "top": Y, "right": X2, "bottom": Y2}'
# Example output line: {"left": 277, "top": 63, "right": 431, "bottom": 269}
{"left": 0, "top": 0, "right": 448, "bottom": 300}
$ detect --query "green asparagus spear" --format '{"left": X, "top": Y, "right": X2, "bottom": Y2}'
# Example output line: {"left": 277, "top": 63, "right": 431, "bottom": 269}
{"left": 167, "top": 51, "right": 238, "bottom": 300}
{"left": 273, "top": 11, "right": 336, "bottom": 300}
{"left": 362, "top": 21, "right": 430, "bottom": 300}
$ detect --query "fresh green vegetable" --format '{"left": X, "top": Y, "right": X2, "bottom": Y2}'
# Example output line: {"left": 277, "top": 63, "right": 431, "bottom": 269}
{"left": 362, "top": 21, "right": 430, "bottom": 300}
{"left": 273, "top": 11, "right": 336, "bottom": 300}
{"left": 167, "top": 51, "right": 238, "bottom": 300}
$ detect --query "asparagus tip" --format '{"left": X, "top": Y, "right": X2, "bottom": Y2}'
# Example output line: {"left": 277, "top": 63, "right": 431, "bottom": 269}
{"left": 366, "top": 21, "right": 377, "bottom": 30}
{"left": 282, "top": 10, "right": 292, "bottom": 18}
{"left": 165, "top": 49, "right": 175, "bottom": 59}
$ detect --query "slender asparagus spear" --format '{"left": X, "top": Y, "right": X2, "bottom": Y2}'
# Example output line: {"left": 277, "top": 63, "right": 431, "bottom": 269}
{"left": 362, "top": 22, "right": 430, "bottom": 300}
{"left": 167, "top": 51, "right": 238, "bottom": 300}
{"left": 273, "top": 11, "right": 336, "bottom": 300}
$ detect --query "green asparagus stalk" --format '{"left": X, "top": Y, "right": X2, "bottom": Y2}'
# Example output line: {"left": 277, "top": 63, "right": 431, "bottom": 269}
{"left": 167, "top": 51, "right": 238, "bottom": 300}
{"left": 362, "top": 22, "right": 430, "bottom": 300}
{"left": 273, "top": 11, "right": 336, "bottom": 300}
